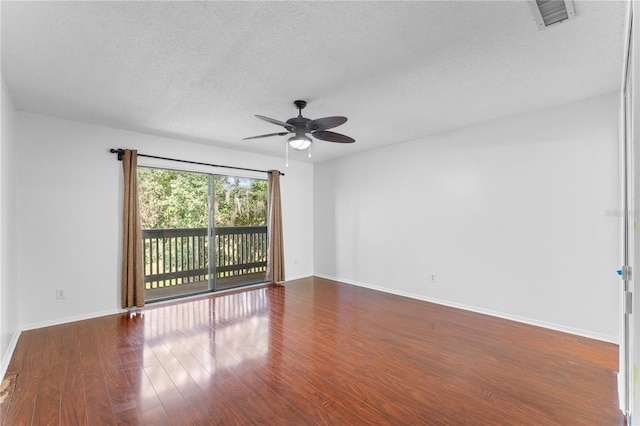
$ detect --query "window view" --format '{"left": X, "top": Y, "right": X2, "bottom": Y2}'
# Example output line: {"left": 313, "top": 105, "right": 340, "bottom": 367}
{"left": 138, "top": 168, "right": 268, "bottom": 302}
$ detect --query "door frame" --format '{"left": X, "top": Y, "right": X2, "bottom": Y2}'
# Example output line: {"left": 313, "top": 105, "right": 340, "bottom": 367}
{"left": 621, "top": 1, "right": 636, "bottom": 423}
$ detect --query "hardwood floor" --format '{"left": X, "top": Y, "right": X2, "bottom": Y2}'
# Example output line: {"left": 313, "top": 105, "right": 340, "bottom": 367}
{"left": 1, "top": 276, "right": 624, "bottom": 425}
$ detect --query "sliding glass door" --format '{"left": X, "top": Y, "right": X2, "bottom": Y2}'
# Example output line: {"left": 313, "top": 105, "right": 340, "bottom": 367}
{"left": 138, "top": 168, "right": 267, "bottom": 302}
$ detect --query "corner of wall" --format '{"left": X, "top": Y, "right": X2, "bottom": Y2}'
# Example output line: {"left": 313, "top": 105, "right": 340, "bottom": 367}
{"left": 0, "top": 74, "right": 19, "bottom": 378}
{"left": 0, "top": 330, "right": 20, "bottom": 380}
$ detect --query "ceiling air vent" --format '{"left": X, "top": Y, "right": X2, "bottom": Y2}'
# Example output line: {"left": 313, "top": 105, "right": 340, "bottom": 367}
{"left": 528, "top": 0, "right": 576, "bottom": 29}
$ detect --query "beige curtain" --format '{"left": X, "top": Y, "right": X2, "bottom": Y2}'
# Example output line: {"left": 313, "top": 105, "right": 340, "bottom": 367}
{"left": 266, "top": 170, "right": 285, "bottom": 283}
{"left": 121, "top": 149, "right": 144, "bottom": 308}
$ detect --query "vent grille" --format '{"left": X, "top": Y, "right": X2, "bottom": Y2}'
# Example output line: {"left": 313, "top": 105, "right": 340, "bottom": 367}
{"left": 528, "top": 0, "right": 576, "bottom": 29}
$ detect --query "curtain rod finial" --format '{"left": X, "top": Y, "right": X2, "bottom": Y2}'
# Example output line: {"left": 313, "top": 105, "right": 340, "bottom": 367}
{"left": 110, "top": 148, "right": 125, "bottom": 161}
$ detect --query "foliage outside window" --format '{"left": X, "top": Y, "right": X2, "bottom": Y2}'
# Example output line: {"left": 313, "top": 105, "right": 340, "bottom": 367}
{"left": 137, "top": 169, "right": 267, "bottom": 229}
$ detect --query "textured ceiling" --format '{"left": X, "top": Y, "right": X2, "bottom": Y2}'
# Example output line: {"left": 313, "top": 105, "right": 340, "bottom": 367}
{"left": 0, "top": 1, "right": 627, "bottom": 163}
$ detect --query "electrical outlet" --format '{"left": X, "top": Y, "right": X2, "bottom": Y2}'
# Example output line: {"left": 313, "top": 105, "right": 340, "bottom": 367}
{"left": 56, "top": 288, "right": 66, "bottom": 299}
{"left": 430, "top": 273, "right": 436, "bottom": 283}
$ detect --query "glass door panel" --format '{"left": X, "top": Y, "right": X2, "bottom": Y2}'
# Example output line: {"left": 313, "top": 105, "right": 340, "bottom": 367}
{"left": 213, "top": 175, "right": 268, "bottom": 290}
{"left": 138, "top": 168, "right": 212, "bottom": 302}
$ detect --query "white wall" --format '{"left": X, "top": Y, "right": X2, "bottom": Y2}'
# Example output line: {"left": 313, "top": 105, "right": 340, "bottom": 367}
{"left": 1, "top": 76, "right": 19, "bottom": 373}
{"left": 15, "top": 112, "right": 313, "bottom": 329}
{"left": 314, "top": 92, "right": 620, "bottom": 342}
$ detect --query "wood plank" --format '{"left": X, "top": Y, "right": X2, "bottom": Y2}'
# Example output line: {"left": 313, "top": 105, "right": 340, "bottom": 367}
{"left": 0, "top": 375, "right": 17, "bottom": 423}
{"left": 2, "top": 328, "right": 48, "bottom": 426}
{"left": 81, "top": 356, "right": 117, "bottom": 426}
{"left": 143, "top": 364, "right": 199, "bottom": 426}
{"left": 31, "top": 326, "right": 65, "bottom": 425}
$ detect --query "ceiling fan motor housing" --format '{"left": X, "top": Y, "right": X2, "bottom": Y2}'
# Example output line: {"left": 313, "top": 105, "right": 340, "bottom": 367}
{"left": 286, "top": 116, "right": 311, "bottom": 132}
{"left": 288, "top": 99, "right": 311, "bottom": 135}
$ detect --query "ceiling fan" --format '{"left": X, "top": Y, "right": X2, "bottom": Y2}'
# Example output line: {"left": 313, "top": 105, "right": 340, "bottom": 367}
{"left": 243, "top": 100, "right": 355, "bottom": 151}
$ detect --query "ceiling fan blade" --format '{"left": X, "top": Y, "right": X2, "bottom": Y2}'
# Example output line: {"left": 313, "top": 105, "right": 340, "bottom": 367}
{"left": 307, "top": 116, "right": 347, "bottom": 131}
{"left": 243, "top": 132, "right": 290, "bottom": 140}
{"left": 312, "top": 130, "right": 355, "bottom": 144}
{"left": 255, "top": 115, "right": 295, "bottom": 131}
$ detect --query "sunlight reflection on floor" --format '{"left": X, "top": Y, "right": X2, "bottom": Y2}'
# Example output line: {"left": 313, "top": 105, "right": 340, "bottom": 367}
{"left": 140, "top": 289, "right": 271, "bottom": 396}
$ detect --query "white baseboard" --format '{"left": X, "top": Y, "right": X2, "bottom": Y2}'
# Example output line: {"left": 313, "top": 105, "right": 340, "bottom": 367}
{"left": 21, "top": 308, "right": 125, "bottom": 332}
{"left": 1, "top": 330, "right": 21, "bottom": 380}
{"left": 314, "top": 274, "right": 618, "bottom": 344}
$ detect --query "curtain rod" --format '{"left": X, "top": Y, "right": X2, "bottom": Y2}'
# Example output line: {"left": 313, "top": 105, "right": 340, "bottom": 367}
{"left": 109, "top": 149, "right": 284, "bottom": 176}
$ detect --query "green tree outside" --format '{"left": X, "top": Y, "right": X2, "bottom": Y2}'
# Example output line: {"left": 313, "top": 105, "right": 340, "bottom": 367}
{"left": 137, "top": 168, "right": 267, "bottom": 229}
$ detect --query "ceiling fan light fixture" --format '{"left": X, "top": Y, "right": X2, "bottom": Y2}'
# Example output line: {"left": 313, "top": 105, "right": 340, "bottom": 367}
{"left": 288, "top": 135, "right": 312, "bottom": 150}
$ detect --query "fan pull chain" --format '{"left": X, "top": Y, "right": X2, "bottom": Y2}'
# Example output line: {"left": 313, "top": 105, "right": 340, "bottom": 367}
{"left": 308, "top": 144, "right": 312, "bottom": 158}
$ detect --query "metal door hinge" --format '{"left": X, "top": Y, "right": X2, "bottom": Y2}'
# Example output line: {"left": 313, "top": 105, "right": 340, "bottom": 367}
{"left": 619, "top": 265, "right": 633, "bottom": 281}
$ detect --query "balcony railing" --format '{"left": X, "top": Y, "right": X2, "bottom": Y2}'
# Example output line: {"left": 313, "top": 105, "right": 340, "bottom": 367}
{"left": 142, "top": 226, "right": 267, "bottom": 295}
